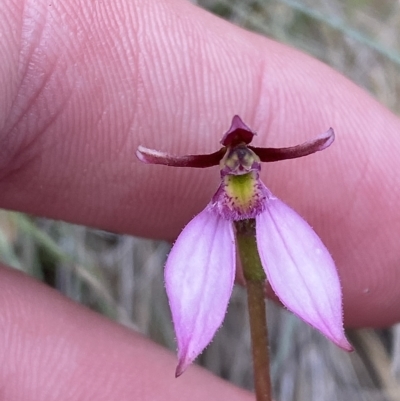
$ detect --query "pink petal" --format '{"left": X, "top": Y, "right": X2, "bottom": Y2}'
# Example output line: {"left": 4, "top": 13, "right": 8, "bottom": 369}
{"left": 165, "top": 206, "right": 236, "bottom": 376}
{"left": 256, "top": 195, "right": 352, "bottom": 351}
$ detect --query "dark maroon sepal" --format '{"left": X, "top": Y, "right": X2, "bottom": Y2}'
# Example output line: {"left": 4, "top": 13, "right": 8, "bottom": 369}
{"left": 250, "top": 128, "right": 334, "bottom": 162}
{"left": 136, "top": 146, "right": 225, "bottom": 168}
{"left": 220, "top": 115, "right": 256, "bottom": 147}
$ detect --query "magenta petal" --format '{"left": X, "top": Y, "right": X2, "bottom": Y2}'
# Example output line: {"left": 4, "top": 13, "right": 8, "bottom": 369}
{"left": 256, "top": 195, "right": 352, "bottom": 351}
{"left": 250, "top": 128, "right": 335, "bottom": 162}
{"left": 165, "top": 206, "right": 236, "bottom": 376}
{"left": 220, "top": 115, "right": 256, "bottom": 147}
{"left": 136, "top": 146, "right": 224, "bottom": 168}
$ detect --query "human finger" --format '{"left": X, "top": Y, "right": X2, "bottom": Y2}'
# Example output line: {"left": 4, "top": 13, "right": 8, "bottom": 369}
{"left": 0, "top": 265, "right": 253, "bottom": 400}
{"left": 0, "top": 0, "right": 399, "bottom": 328}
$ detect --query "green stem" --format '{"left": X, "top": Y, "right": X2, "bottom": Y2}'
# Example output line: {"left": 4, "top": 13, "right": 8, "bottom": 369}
{"left": 246, "top": 280, "right": 272, "bottom": 401}
{"left": 235, "top": 220, "right": 272, "bottom": 401}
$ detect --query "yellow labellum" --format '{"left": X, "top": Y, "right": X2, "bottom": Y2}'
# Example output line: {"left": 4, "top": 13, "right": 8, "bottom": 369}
{"left": 223, "top": 172, "right": 260, "bottom": 213}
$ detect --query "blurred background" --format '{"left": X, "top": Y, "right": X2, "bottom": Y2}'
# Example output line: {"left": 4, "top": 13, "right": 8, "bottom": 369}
{"left": 1, "top": 0, "right": 400, "bottom": 400}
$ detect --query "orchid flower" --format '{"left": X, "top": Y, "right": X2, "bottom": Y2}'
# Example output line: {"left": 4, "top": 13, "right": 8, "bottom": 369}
{"left": 136, "top": 116, "right": 352, "bottom": 376}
